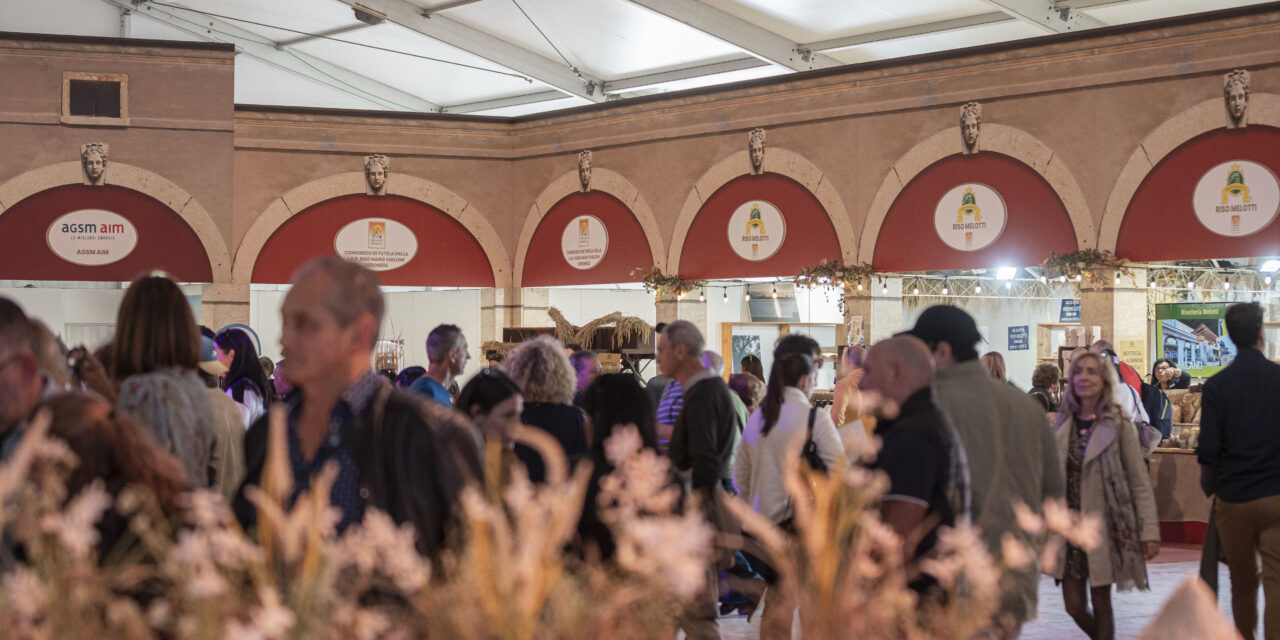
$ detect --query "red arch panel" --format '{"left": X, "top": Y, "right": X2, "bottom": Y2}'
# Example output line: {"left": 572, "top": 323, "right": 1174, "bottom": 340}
{"left": 522, "top": 191, "right": 653, "bottom": 286}
{"left": 1117, "top": 126, "right": 1280, "bottom": 261}
{"left": 0, "top": 184, "right": 213, "bottom": 282}
{"left": 874, "top": 152, "right": 1077, "bottom": 271}
{"left": 252, "top": 194, "right": 493, "bottom": 286}
{"left": 679, "top": 174, "right": 840, "bottom": 279}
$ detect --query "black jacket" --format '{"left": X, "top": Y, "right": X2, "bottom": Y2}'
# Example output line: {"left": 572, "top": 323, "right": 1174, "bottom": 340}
{"left": 668, "top": 374, "right": 738, "bottom": 493}
{"left": 234, "top": 385, "right": 484, "bottom": 557}
{"left": 516, "top": 402, "right": 589, "bottom": 484}
{"left": 1198, "top": 349, "right": 1280, "bottom": 502}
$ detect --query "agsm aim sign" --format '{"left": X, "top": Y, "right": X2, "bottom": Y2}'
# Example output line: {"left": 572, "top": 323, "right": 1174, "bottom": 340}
{"left": 46, "top": 209, "right": 138, "bottom": 266}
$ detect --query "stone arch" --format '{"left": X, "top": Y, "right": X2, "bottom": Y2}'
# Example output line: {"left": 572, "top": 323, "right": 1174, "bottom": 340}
{"left": 233, "top": 172, "right": 511, "bottom": 288}
{"left": 667, "top": 147, "right": 856, "bottom": 274}
{"left": 514, "top": 167, "right": 664, "bottom": 287}
{"left": 0, "top": 161, "right": 231, "bottom": 282}
{"left": 1098, "top": 94, "right": 1280, "bottom": 252}
{"left": 861, "top": 123, "right": 1094, "bottom": 264}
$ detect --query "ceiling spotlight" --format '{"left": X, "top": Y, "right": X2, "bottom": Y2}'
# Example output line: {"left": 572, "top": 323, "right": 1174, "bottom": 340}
{"left": 1261, "top": 260, "right": 1280, "bottom": 273}
{"left": 1267, "top": 276, "right": 1273, "bottom": 285}
{"left": 996, "top": 267, "right": 1017, "bottom": 280}
{"left": 1005, "top": 281, "right": 1012, "bottom": 290}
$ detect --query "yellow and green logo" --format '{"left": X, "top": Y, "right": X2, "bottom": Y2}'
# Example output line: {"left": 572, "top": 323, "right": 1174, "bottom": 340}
{"left": 1220, "top": 163, "right": 1252, "bottom": 204}
{"left": 956, "top": 186, "right": 982, "bottom": 223}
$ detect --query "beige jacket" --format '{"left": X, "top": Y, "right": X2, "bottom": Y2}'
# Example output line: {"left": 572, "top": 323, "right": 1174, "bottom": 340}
{"left": 1048, "top": 410, "right": 1160, "bottom": 586}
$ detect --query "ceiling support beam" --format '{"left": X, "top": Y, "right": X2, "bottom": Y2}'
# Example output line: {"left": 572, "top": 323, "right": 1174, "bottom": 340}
{"left": 604, "top": 57, "right": 769, "bottom": 93}
{"left": 979, "top": 0, "right": 1104, "bottom": 33}
{"left": 109, "top": 0, "right": 441, "bottom": 112}
{"left": 808, "top": 12, "right": 1015, "bottom": 52}
{"left": 338, "top": 0, "right": 606, "bottom": 102}
{"left": 276, "top": 22, "right": 372, "bottom": 47}
{"left": 627, "top": 0, "right": 842, "bottom": 71}
{"left": 444, "top": 90, "right": 568, "bottom": 114}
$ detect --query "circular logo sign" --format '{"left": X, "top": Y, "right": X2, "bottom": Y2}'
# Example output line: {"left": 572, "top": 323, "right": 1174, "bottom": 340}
{"left": 561, "top": 215, "right": 609, "bottom": 270}
{"left": 728, "top": 200, "right": 785, "bottom": 262}
{"left": 334, "top": 218, "right": 418, "bottom": 271}
{"left": 1192, "top": 160, "right": 1280, "bottom": 237}
{"left": 46, "top": 209, "right": 138, "bottom": 266}
{"left": 934, "top": 183, "right": 1007, "bottom": 252}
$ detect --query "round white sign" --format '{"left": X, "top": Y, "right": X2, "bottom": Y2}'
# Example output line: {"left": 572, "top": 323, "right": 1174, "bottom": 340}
{"left": 933, "top": 183, "right": 1007, "bottom": 252}
{"left": 333, "top": 218, "right": 418, "bottom": 271}
{"left": 561, "top": 215, "right": 609, "bottom": 270}
{"left": 46, "top": 209, "right": 138, "bottom": 266}
{"left": 728, "top": 200, "right": 785, "bottom": 262}
{"left": 1192, "top": 160, "right": 1280, "bottom": 237}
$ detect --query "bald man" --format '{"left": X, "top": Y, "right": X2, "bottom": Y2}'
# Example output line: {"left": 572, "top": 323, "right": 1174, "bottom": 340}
{"left": 860, "top": 335, "right": 970, "bottom": 595}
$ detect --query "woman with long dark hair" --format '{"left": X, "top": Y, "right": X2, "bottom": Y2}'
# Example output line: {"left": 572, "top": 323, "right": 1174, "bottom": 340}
{"left": 1049, "top": 351, "right": 1160, "bottom": 640}
{"left": 214, "top": 328, "right": 271, "bottom": 427}
{"left": 733, "top": 352, "right": 843, "bottom": 640}
{"left": 577, "top": 373, "right": 661, "bottom": 560}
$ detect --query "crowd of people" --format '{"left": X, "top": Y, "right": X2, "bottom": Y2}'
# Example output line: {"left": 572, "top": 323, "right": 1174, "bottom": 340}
{"left": 0, "top": 256, "right": 1276, "bottom": 639}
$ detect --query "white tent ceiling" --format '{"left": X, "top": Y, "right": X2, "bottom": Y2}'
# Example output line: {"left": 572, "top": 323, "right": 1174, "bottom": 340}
{"left": 2, "top": 0, "right": 1271, "bottom": 117}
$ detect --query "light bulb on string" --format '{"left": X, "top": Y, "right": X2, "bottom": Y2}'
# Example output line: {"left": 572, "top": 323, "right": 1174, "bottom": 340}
{"left": 1005, "top": 281, "right": 1012, "bottom": 290}
{"left": 942, "top": 281, "right": 949, "bottom": 295}
{"left": 1224, "top": 281, "right": 1231, "bottom": 290}
{"left": 744, "top": 291, "right": 751, "bottom": 301}
{"left": 882, "top": 283, "right": 888, "bottom": 294}
{"left": 1267, "top": 276, "right": 1273, "bottom": 286}
{"left": 975, "top": 284, "right": 983, "bottom": 294}
{"left": 1115, "top": 274, "right": 1120, "bottom": 285}
{"left": 699, "top": 291, "right": 705, "bottom": 302}
{"left": 723, "top": 289, "right": 728, "bottom": 302}
{"left": 771, "top": 283, "right": 778, "bottom": 298}
{"left": 1188, "top": 281, "right": 1195, "bottom": 290}
{"left": 856, "top": 282, "right": 863, "bottom": 291}
{"left": 913, "top": 285, "right": 920, "bottom": 295}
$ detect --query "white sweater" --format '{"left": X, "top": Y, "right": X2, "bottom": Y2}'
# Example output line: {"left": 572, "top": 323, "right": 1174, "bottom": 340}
{"left": 734, "top": 387, "right": 844, "bottom": 524}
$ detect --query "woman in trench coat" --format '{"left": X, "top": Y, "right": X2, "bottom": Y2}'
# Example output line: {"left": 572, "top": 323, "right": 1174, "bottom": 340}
{"left": 1048, "top": 351, "right": 1161, "bottom": 640}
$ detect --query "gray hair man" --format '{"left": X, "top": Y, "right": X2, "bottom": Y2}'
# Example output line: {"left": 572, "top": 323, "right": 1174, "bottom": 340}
{"left": 657, "top": 320, "right": 739, "bottom": 640}
{"left": 412, "top": 324, "right": 469, "bottom": 407}
{"left": 233, "top": 257, "right": 482, "bottom": 556}
{"left": 569, "top": 349, "right": 601, "bottom": 407}
{"left": 903, "top": 305, "right": 1064, "bottom": 636}
{"left": 0, "top": 298, "right": 49, "bottom": 459}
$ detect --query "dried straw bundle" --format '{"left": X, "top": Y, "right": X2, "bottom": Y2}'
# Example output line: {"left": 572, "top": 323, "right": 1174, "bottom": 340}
{"left": 547, "top": 307, "right": 578, "bottom": 345}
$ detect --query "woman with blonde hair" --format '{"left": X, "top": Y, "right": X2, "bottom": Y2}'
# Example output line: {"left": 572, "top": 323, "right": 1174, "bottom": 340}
{"left": 505, "top": 334, "right": 589, "bottom": 483}
{"left": 1049, "top": 351, "right": 1160, "bottom": 640}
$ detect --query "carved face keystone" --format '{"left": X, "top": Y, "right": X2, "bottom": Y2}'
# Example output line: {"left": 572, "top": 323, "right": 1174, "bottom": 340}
{"left": 366, "top": 165, "right": 387, "bottom": 191}
{"left": 1227, "top": 85, "right": 1248, "bottom": 121}
{"left": 83, "top": 154, "right": 106, "bottom": 181}
{"left": 962, "top": 116, "right": 980, "bottom": 148}
{"left": 749, "top": 139, "right": 765, "bottom": 170}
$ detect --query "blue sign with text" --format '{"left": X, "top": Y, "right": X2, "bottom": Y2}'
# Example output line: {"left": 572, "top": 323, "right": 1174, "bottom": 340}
{"left": 1060, "top": 299, "right": 1081, "bottom": 323}
{"left": 1008, "top": 326, "right": 1029, "bottom": 351}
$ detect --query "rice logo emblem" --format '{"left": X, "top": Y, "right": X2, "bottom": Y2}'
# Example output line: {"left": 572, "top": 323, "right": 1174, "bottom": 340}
{"left": 957, "top": 187, "right": 982, "bottom": 223}
{"left": 1192, "top": 160, "right": 1280, "bottom": 237}
{"left": 1221, "top": 164, "right": 1251, "bottom": 204}
{"left": 47, "top": 209, "right": 138, "bottom": 266}
{"left": 728, "top": 200, "right": 785, "bottom": 262}
{"left": 368, "top": 221, "right": 386, "bottom": 249}
{"left": 933, "top": 183, "right": 1006, "bottom": 252}
{"left": 578, "top": 218, "right": 590, "bottom": 247}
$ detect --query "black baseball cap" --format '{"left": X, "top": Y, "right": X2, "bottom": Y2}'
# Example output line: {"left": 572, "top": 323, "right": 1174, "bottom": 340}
{"left": 900, "top": 305, "right": 983, "bottom": 352}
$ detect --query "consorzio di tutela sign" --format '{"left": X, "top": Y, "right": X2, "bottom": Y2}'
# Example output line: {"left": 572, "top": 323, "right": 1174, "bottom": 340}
{"left": 728, "top": 200, "right": 785, "bottom": 262}
{"left": 561, "top": 215, "right": 609, "bottom": 270}
{"left": 46, "top": 209, "right": 138, "bottom": 266}
{"left": 1192, "top": 160, "right": 1280, "bottom": 237}
{"left": 933, "top": 183, "right": 1007, "bottom": 252}
{"left": 333, "top": 218, "right": 418, "bottom": 272}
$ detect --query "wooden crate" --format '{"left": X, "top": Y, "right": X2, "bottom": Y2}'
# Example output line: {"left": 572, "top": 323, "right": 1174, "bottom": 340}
{"left": 599, "top": 352, "right": 622, "bottom": 373}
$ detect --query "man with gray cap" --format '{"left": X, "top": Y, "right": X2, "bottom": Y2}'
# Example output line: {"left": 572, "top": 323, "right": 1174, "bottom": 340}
{"left": 903, "top": 305, "right": 1064, "bottom": 638}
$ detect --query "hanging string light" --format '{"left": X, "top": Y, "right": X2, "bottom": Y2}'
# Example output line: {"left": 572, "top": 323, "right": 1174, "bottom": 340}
{"left": 941, "top": 279, "right": 949, "bottom": 295}
{"left": 771, "top": 283, "right": 778, "bottom": 298}
{"left": 975, "top": 284, "right": 983, "bottom": 294}
{"left": 723, "top": 289, "right": 729, "bottom": 302}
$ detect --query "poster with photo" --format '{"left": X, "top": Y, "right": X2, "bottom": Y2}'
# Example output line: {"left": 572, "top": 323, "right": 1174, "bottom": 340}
{"left": 732, "top": 334, "right": 762, "bottom": 374}
{"left": 1155, "top": 303, "right": 1235, "bottom": 378}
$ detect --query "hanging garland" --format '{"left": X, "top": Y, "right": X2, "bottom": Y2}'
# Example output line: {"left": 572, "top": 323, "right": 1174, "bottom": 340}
{"left": 794, "top": 259, "right": 879, "bottom": 290}
{"left": 1039, "top": 249, "right": 1133, "bottom": 285}
{"left": 631, "top": 267, "right": 705, "bottom": 298}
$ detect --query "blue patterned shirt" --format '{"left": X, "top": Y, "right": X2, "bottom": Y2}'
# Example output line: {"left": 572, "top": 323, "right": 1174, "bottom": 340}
{"left": 285, "top": 371, "right": 384, "bottom": 532}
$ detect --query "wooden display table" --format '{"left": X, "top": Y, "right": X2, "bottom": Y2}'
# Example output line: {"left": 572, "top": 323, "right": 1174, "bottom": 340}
{"left": 1149, "top": 448, "right": 1211, "bottom": 544}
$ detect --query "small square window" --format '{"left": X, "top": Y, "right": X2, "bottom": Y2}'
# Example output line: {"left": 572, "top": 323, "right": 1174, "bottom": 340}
{"left": 68, "top": 80, "right": 121, "bottom": 118}
{"left": 62, "top": 72, "right": 129, "bottom": 126}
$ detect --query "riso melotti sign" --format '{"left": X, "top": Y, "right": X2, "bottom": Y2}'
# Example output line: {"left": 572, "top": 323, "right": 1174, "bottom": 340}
{"left": 933, "top": 183, "right": 1006, "bottom": 252}
{"left": 46, "top": 209, "right": 138, "bottom": 266}
{"left": 1192, "top": 160, "right": 1279, "bottom": 237}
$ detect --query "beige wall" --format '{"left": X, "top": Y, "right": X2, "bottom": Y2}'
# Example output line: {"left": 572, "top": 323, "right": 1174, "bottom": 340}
{"left": 3, "top": 7, "right": 1280, "bottom": 293}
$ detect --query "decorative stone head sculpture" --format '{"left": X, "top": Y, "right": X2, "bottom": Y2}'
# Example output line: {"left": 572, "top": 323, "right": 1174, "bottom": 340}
{"left": 364, "top": 154, "right": 389, "bottom": 195}
{"left": 80, "top": 142, "right": 108, "bottom": 186}
{"left": 1224, "top": 69, "right": 1250, "bottom": 128}
{"left": 578, "top": 150, "right": 592, "bottom": 192}
{"left": 748, "top": 128, "right": 766, "bottom": 174}
{"left": 960, "top": 102, "right": 982, "bottom": 154}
